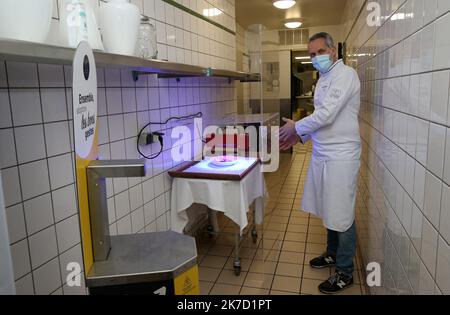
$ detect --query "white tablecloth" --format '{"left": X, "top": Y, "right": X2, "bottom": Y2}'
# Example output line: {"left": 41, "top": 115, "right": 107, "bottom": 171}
{"left": 171, "top": 164, "right": 265, "bottom": 234}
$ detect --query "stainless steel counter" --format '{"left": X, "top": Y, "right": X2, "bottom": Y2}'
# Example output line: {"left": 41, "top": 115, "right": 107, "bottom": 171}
{"left": 86, "top": 231, "right": 197, "bottom": 288}
{"left": 233, "top": 113, "right": 280, "bottom": 125}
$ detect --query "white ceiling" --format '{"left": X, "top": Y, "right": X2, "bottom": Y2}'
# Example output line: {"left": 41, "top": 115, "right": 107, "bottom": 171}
{"left": 236, "top": 0, "right": 348, "bottom": 30}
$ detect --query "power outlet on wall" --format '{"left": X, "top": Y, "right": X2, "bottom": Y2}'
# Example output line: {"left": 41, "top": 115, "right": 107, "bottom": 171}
{"left": 139, "top": 132, "right": 165, "bottom": 146}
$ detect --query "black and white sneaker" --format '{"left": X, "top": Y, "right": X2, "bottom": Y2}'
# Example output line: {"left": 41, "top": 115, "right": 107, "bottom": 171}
{"left": 309, "top": 255, "right": 336, "bottom": 269}
{"left": 319, "top": 272, "right": 354, "bottom": 294}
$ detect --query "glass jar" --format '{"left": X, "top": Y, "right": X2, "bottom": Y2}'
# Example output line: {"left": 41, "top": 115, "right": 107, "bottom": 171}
{"left": 136, "top": 17, "right": 158, "bottom": 59}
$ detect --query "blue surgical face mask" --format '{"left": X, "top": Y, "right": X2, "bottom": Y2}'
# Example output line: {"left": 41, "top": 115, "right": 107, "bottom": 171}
{"left": 312, "top": 54, "right": 333, "bottom": 73}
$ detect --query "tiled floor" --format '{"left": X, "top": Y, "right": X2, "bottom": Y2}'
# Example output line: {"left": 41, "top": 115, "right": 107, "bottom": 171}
{"left": 196, "top": 145, "right": 367, "bottom": 295}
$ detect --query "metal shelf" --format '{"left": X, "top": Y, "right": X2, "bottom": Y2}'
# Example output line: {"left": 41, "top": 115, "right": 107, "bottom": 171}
{"left": 206, "top": 68, "right": 261, "bottom": 82}
{"left": 0, "top": 38, "right": 260, "bottom": 82}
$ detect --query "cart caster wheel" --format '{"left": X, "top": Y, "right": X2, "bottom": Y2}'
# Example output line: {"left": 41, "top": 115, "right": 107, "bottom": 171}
{"left": 234, "top": 266, "right": 241, "bottom": 276}
{"left": 207, "top": 225, "right": 214, "bottom": 238}
{"left": 252, "top": 230, "right": 258, "bottom": 243}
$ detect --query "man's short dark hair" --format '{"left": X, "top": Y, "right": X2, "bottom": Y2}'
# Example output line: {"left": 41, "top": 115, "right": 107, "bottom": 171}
{"left": 309, "top": 32, "right": 336, "bottom": 49}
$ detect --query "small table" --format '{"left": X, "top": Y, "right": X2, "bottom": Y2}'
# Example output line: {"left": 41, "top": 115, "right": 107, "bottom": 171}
{"left": 169, "top": 157, "right": 265, "bottom": 275}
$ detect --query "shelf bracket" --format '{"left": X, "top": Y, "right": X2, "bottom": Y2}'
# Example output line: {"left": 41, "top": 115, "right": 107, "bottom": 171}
{"left": 132, "top": 71, "right": 140, "bottom": 82}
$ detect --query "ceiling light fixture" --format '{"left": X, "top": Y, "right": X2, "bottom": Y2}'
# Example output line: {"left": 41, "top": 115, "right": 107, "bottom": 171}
{"left": 273, "top": 0, "right": 296, "bottom": 10}
{"left": 295, "top": 56, "right": 310, "bottom": 60}
{"left": 285, "top": 20, "right": 302, "bottom": 28}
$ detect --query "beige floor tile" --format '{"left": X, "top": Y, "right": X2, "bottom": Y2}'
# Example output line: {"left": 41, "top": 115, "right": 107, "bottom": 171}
{"left": 302, "top": 265, "right": 331, "bottom": 281}
{"left": 207, "top": 244, "right": 235, "bottom": 257}
{"left": 288, "top": 216, "right": 309, "bottom": 224}
{"left": 216, "top": 269, "right": 248, "bottom": 286}
{"left": 199, "top": 267, "right": 222, "bottom": 282}
{"left": 269, "top": 290, "right": 299, "bottom": 295}
{"left": 282, "top": 241, "right": 306, "bottom": 253}
{"left": 282, "top": 186, "right": 298, "bottom": 191}
{"left": 270, "top": 216, "right": 290, "bottom": 224}
{"left": 197, "top": 243, "right": 212, "bottom": 254}
{"left": 279, "top": 251, "right": 305, "bottom": 264}
{"left": 244, "top": 272, "right": 274, "bottom": 289}
{"left": 215, "top": 234, "right": 235, "bottom": 246}
{"left": 300, "top": 278, "right": 323, "bottom": 295}
{"left": 291, "top": 211, "right": 310, "bottom": 218}
{"left": 271, "top": 210, "right": 291, "bottom": 217}
{"left": 280, "top": 191, "right": 297, "bottom": 196}
{"left": 249, "top": 260, "right": 277, "bottom": 274}
{"left": 254, "top": 249, "right": 281, "bottom": 262}
{"left": 262, "top": 230, "right": 284, "bottom": 240}
{"left": 307, "top": 233, "right": 327, "bottom": 244}
{"left": 200, "top": 255, "right": 228, "bottom": 269}
{"left": 240, "top": 287, "right": 270, "bottom": 295}
{"left": 222, "top": 226, "right": 238, "bottom": 233}
{"left": 240, "top": 237, "right": 260, "bottom": 249}
{"left": 275, "top": 262, "right": 303, "bottom": 277}
{"left": 306, "top": 243, "right": 326, "bottom": 255}
{"left": 279, "top": 194, "right": 297, "bottom": 200}
{"left": 210, "top": 283, "right": 241, "bottom": 295}
{"left": 259, "top": 239, "right": 283, "bottom": 251}
{"left": 271, "top": 275, "right": 301, "bottom": 293}
{"left": 308, "top": 226, "right": 327, "bottom": 235}
{"left": 199, "top": 281, "right": 214, "bottom": 295}
{"left": 284, "top": 232, "right": 307, "bottom": 242}
{"left": 239, "top": 247, "right": 257, "bottom": 259}
{"left": 197, "top": 235, "right": 213, "bottom": 244}
{"left": 309, "top": 218, "right": 324, "bottom": 226}
{"left": 287, "top": 224, "right": 308, "bottom": 233}
{"left": 265, "top": 223, "right": 287, "bottom": 232}
{"left": 275, "top": 203, "right": 294, "bottom": 210}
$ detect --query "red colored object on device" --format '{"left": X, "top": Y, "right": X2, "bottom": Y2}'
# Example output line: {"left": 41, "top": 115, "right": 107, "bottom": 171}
{"left": 205, "top": 133, "right": 250, "bottom": 157}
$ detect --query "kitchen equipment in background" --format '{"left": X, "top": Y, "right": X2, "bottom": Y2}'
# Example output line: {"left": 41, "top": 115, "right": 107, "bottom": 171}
{"left": 59, "top": 0, "right": 104, "bottom": 50}
{"left": 136, "top": 17, "right": 158, "bottom": 59}
{"left": 99, "top": 0, "right": 140, "bottom": 56}
{"left": 0, "top": 0, "right": 53, "bottom": 43}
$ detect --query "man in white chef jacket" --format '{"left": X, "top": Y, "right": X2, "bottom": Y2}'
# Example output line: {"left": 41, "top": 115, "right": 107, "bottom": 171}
{"left": 280, "top": 32, "right": 361, "bottom": 294}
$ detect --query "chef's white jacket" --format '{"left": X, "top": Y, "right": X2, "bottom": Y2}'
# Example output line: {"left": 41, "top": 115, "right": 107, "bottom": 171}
{"left": 295, "top": 60, "right": 361, "bottom": 232}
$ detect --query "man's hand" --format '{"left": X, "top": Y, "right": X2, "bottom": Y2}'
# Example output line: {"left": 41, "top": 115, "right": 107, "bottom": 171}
{"left": 279, "top": 118, "right": 301, "bottom": 150}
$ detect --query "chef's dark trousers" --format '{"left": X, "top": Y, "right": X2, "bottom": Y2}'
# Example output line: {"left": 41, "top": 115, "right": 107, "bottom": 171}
{"left": 326, "top": 221, "right": 356, "bottom": 277}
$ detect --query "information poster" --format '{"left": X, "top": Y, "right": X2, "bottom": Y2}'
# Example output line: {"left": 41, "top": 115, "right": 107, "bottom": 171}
{"left": 72, "top": 41, "right": 98, "bottom": 275}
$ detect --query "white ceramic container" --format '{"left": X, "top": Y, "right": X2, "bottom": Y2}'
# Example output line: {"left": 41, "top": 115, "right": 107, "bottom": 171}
{"left": 0, "top": 0, "right": 53, "bottom": 43}
{"left": 59, "top": 0, "right": 104, "bottom": 50}
{"left": 99, "top": 0, "right": 140, "bottom": 56}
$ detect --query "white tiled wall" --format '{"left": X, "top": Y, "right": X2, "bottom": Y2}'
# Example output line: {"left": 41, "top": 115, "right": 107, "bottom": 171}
{"left": 0, "top": 0, "right": 237, "bottom": 295}
{"left": 344, "top": 0, "right": 450, "bottom": 295}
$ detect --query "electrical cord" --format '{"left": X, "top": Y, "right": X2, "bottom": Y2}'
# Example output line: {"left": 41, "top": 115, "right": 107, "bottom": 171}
{"left": 137, "top": 112, "right": 204, "bottom": 160}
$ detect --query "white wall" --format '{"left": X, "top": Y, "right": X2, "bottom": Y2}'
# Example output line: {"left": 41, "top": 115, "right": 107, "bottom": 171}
{"left": 309, "top": 24, "right": 345, "bottom": 44}
{"left": 346, "top": 0, "right": 450, "bottom": 295}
